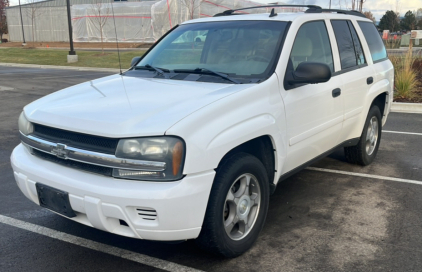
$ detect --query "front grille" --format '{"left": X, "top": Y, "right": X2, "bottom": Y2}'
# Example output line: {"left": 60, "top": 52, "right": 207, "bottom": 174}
{"left": 33, "top": 149, "right": 113, "bottom": 177}
{"left": 32, "top": 124, "right": 119, "bottom": 154}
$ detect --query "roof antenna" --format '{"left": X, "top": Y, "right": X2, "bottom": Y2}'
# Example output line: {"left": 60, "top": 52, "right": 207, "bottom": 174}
{"left": 269, "top": 8, "right": 278, "bottom": 17}
{"left": 110, "top": 1, "right": 123, "bottom": 75}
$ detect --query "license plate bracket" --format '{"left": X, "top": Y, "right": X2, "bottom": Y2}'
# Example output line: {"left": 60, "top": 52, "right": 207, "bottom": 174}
{"left": 36, "top": 183, "right": 76, "bottom": 218}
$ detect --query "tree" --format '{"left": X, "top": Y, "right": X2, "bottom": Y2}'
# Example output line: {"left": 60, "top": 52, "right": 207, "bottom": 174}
{"left": 89, "top": 2, "right": 111, "bottom": 54}
{"left": 401, "top": 10, "right": 417, "bottom": 31}
{"left": 25, "top": 0, "right": 44, "bottom": 42}
{"left": 0, "top": 0, "right": 8, "bottom": 41}
{"left": 179, "top": 0, "right": 202, "bottom": 20}
{"left": 415, "top": 8, "right": 422, "bottom": 30}
{"left": 363, "top": 11, "right": 375, "bottom": 23}
{"left": 358, "top": 0, "right": 366, "bottom": 12}
{"left": 346, "top": 0, "right": 366, "bottom": 12}
{"left": 378, "top": 10, "right": 400, "bottom": 32}
{"left": 350, "top": 0, "right": 358, "bottom": 10}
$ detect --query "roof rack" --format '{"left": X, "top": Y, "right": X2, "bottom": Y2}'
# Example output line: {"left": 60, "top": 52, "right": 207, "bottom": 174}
{"left": 213, "top": 5, "right": 367, "bottom": 19}
{"left": 305, "top": 8, "right": 367, "bottom": 18}
{"left": 213, "top": 5, "right": 322, "bottom": 17}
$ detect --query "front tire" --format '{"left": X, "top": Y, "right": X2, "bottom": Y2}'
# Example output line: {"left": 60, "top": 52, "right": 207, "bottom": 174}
{"left": 196, "top": 153, "right": 270, "bottom": 257}
{"left": 344, "top": 105, "right": 382, "bottom": 165}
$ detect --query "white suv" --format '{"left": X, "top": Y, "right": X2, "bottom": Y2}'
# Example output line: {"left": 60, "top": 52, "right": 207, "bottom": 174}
{"left": 11, "top": 5, "right": 393, "bottom": 257}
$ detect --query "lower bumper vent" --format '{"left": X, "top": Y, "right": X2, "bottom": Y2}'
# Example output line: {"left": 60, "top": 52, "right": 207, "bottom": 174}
{"left": 136, "top": 208, "right": 157, "bottom": 221}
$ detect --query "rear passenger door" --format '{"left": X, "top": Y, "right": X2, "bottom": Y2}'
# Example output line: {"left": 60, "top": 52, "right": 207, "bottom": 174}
{"left": 330, "top": 20, "right": 374, "bottom": 141}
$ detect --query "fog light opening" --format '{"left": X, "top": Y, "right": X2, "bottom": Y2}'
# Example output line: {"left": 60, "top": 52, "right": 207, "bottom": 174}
{"left": 119, "top": 219, "right": 129, "bottom": 227}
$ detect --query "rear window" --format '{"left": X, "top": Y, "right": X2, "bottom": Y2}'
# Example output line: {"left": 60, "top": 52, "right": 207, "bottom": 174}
{"left": 358, "top": 21, "right": 387, "bottom": 62}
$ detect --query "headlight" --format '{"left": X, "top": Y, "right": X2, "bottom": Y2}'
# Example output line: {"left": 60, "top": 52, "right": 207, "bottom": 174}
{"left": 113, "top": 136, "right": 185, "bottom": 181}
{"left": 18, "top": 112, "right": 34, "bottom": 135}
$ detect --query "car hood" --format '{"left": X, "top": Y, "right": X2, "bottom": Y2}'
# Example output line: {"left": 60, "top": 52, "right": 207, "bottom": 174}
{"left": 24, "top": 74, "right": 252, "bottom": 138}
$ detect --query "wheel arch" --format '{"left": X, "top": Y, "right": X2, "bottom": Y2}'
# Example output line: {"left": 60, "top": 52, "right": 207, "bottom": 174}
{"left": 370, "top": 91, "right": 388, "bottom": 124}
{"left": 216, "top": 135, "right": 277, "bottom": 193}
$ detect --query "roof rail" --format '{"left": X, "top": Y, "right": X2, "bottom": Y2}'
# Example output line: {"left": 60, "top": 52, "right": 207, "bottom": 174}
{"left": 305, "top": 8, "right": 367, "bottom": 18}
{"left": 213, "top": 5, "right": 322, "bottom": 17}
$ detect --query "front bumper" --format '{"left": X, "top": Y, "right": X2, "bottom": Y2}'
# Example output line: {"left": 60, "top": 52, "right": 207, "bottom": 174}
{"left": 11, "top": 144, "right": 215, "bottom": 241}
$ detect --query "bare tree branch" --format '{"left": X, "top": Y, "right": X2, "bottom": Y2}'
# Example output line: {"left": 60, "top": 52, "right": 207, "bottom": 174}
{"left": 179, "top": 0, "right": 202, "bottom": 20}
{"left": 24, "top": 0, "right": 44, "bottom": 42}
{"left": 89, "top": 2, "right": 111, "bottom": 54}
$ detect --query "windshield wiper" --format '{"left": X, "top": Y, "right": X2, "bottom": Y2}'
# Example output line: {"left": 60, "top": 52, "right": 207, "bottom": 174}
{"left": 175, "top": 68, "right": 240, "bottom": 84}
{"left": 135, "top": 64, "right": 170, "bottom": 79}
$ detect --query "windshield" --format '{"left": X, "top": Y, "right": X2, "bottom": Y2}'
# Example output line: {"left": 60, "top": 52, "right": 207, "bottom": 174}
{"left": 134, "top": 20, "right": 289, "bottom": 84}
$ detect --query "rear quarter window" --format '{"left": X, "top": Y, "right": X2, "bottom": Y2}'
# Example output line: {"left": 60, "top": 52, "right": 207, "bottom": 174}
{"left": 331, "top": 20, "right": 357, "bottom": 69}
{"left": 357, "top": 21, "right": 387, "bottom": 62}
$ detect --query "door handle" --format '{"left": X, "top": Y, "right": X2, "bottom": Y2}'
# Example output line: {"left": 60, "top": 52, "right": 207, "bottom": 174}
{"left": 332, "top": 88, "right": 341, "bottom": 98}
{"left": 367, "top": 77, "right": 374, "bottom": 85}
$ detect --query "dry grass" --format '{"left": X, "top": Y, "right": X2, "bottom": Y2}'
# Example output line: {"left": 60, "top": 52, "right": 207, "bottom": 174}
{"left": 383, "top": 39, "right": 401, "bottom": 49}
{"left": 390, "top": 50, "right": 419, "bottom": 100}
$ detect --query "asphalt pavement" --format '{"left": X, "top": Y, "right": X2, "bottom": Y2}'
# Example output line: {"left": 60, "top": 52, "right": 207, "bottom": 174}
{"left": 1, "top": 66, "right": 422, "bottom": 272}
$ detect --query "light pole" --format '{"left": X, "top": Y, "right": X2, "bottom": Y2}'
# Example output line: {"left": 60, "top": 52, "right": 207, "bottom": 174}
{"left": 18, "top": 0, "right": 26, "bottom": 46}
{"left": 329, "top": 0, "right": 331, "bottom": 9}
{"left": 66, "top": 0, "right": 78, "bottom": 62}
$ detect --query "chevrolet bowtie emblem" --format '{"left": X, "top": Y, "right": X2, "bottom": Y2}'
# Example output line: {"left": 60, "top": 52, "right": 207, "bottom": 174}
{"left": 51, "top": 143, "right": 68, "bottom": 159}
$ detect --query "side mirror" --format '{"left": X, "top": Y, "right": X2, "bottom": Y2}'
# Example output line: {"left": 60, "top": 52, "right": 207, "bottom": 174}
{"left": 131, "top": 56, "right": 141, "bottom": 67}
{"left": 288, "top": 62, "right": 331, "bottom": 85}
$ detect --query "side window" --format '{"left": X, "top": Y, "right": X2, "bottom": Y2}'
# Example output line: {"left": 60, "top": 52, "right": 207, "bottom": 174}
{"left": 358, "top": 21, "right": 388, "bottom": 62}
{"left": 331, "top": 20, "right": 366, "bottom": 69}
{"left": 288, "top": 21, "right": 334, "bottom": 73}
{"left": 347, "top": 21, "right": 366, "bottom": 65}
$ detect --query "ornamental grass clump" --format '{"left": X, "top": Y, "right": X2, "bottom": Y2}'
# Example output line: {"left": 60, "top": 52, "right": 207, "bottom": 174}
{"left": 391, "top": 50, "right": 418, "bottom": 100}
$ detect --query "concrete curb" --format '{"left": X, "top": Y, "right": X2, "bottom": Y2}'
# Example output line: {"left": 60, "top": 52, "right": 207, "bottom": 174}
{"left": 391, "top": 102, "right": 422, "bottom": 114}
{"left": 0, "top": 62, "right": 119, "bottom": 73}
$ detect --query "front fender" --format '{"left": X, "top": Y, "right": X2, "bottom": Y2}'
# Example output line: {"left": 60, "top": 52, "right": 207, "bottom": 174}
{"left": 165, "top": 74, "right": 287, "bottom": 177}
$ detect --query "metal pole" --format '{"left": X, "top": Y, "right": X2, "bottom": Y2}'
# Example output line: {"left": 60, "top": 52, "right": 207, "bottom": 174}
{"left": 18, "top": 0, "right": 26, "bottom": 45}
{"left": 66, "top": 0, "right": 75, "bottom": 55}
{"left": 329, "top": 0, "right": 331, "bottom": 9}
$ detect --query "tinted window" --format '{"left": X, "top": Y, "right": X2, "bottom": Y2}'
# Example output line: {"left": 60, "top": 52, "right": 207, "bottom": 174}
{"left": 288, "top": 21, "right": 334, "bottom": 72}
{"left": 358, "top": 21, "right": 387, "bottom": 62}
{"left": 137, "top": 21, "right": 288, "bottom": 83}
{"left": 347, "top": 21, "right": 366, "bottom": 65}
{"left": 331, "top": 20, "right": 359, "bottom": 69}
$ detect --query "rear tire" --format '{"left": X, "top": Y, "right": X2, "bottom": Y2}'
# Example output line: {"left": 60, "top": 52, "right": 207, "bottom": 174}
{"left": 196, "top": 153, "right": 269, "bottom": 258}
{"left": 344, "top": 105, "right": 382, "bottom": 166}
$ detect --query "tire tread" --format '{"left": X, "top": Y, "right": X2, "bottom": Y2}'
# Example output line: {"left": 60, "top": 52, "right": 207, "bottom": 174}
{"left": 344, "top": 106, "right": 381, "bottom": 166}
{"left": 196, "top": 152, "right": 269, "bottom": 257}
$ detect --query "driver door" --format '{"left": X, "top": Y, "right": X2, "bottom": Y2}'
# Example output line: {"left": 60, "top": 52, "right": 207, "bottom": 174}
{"left": 281, "top": 20, "right": 344, "bottom": 174}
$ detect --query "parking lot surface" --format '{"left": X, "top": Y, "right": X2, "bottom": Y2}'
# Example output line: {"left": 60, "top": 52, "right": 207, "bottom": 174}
{"left": 1, "top": 66, "right": 422, "bottom": 272}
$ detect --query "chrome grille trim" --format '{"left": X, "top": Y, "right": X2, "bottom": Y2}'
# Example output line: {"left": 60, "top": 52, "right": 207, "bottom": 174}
{"left": 20, "top": 132, "right": 166, "bottom": 171}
